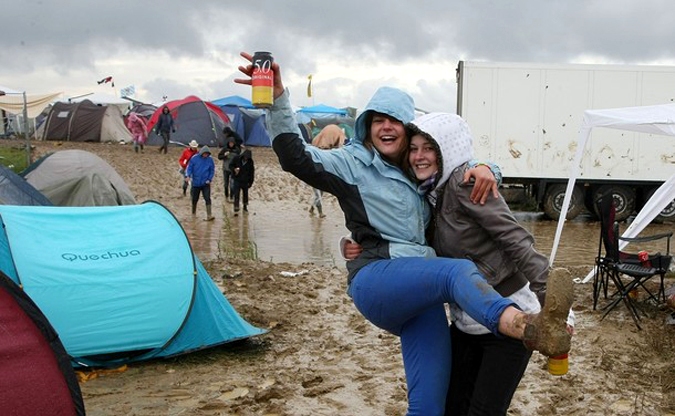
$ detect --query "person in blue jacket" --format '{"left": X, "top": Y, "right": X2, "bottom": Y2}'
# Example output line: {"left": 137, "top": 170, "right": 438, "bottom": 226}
{"left": 235, "top": 52, "right": 572, "bottom": 416}
{"left": 185, "top": 145, "right": 215, "bottom": 221}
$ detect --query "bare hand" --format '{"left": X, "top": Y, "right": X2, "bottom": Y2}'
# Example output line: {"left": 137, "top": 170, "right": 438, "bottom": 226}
{"left": 463, "top": 165, "right": 498, "bottom": 205}
{"left": 234, "top": 52, "right": 285, "bottom": 99}
{"left": 343, "top": 241, "right": 363, "bottom": 260}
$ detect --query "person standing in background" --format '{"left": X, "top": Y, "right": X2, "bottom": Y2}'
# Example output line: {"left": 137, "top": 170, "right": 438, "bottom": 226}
{"left": 229, "top": 149, "right": 255, "bottom": 216}
{"left": 155, "top": 106, "right": 175, "bottom": 154}
{"left": 185, "top": 146, "right": 215, "bottom": 221}
{"left": 218, "top": 136, "right": 242, "bottom": 200}
{"left": 178, "top": 140, "right": 200, "bottom": 196}
{"left": 223, "top": 126, "right": 244, "bottom": 148}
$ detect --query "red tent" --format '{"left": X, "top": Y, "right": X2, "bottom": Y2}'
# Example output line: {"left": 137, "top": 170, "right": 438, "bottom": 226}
{"left": 146, "top": 96, "right": 231, "bottom": 148}
{"left": 0, "top": 272, "right": 85, "bottom": 416}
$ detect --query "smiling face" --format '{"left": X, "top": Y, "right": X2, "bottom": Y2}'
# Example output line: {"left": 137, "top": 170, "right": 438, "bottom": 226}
{"left": 408, "top": 134, "right": 439, "bottom": 181}
{"left": 369, "top": 112, "right": 408, "bottom": 164}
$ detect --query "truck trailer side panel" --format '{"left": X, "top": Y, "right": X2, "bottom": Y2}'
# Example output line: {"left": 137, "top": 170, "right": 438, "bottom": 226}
{"left": 457, "top": 61, "right": 675, "bottom": 220}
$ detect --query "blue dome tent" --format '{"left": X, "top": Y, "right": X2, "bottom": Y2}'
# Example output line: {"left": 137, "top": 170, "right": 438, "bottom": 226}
{"left": 213, "top": 95, "right": 272, "bottom": 147}
{"left": 0, "top": 201, "right": 266, "bottom": 367}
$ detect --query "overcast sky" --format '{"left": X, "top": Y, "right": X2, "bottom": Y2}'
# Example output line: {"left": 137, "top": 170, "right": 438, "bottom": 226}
{"left": 3, "top": 0, "right": 675, "bottom": 113}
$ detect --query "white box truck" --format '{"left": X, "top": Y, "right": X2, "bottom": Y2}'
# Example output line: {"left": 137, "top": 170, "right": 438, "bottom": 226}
{"left": 456, "top": 60, "right": 675, "bottom": 221}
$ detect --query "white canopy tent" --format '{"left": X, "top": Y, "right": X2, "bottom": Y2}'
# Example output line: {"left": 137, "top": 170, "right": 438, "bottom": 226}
{"left": 0, "top": 85, "right": 61, "bottom": 118}
{"left": 549, "top": 103, "right": 675, "bottom": 283}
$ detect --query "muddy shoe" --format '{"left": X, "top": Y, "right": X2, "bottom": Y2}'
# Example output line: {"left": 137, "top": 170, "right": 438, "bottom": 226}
{"left": 523, "top": 267, "right": 574, "bottom": 357}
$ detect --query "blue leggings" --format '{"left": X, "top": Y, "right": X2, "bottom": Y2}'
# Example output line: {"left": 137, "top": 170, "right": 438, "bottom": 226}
{"left": 347, "top": 257, "right": 515, "bottom": 416}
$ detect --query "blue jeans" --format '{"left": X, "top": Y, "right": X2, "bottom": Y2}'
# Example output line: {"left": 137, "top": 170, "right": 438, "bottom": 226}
{"left": 347, "top": 257, "right": 515, "bottom": 416}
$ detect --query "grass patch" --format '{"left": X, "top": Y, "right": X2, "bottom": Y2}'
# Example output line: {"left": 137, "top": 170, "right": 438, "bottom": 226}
{"left": 0, "top": 145, "right": 31, "bottom": 173}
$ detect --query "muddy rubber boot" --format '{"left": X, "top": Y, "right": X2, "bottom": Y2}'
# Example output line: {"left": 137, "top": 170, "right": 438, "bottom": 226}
{"left": 191, "top": 203, "right": 197, "bottom": 216}
{"left": 205, "top": 204, "right": 215, "bottom": 221}
{"left": 523, "top": 268, "right": 575, "bottom": 357}
{"left": 317, "top": 203, "right": 325, "bottom": 218}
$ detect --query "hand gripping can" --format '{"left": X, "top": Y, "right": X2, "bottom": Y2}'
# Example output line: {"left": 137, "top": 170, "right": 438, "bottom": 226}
{"left": 252, "top": 51, "right": 274, "bottom": 108}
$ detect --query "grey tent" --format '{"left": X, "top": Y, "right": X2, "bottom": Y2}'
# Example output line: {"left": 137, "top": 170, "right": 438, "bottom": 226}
{"left": 0, "top": 164, "right": 52, "bottom": 206}
{"left": 38, "top": 99, "right": 132, "bottom": 143}
{"left": 22, "top": 150, "right": 136, "bottom": 206}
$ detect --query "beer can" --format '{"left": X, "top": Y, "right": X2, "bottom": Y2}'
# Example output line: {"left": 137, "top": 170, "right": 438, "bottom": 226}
{"left": 547, "top": 353, "right": 569, "bottom": 376}
{"left": 251, "top": 51, "right": 274, "bottom": 108}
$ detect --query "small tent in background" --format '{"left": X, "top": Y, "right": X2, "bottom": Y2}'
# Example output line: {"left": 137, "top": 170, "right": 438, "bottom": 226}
{"left": 146, "top": 96, "right": 231, "bottom": 148}
{"left": 0, "top": 202, "right": 266, "bottom": 368}
{"left": 0, "top": 271, "right": 85, "bottom": 416}
{"left": 22, "top": 149, "right": 136, "bottom": 206}
{"left": 127, "top": 102, "right": 158, "bottom": 120}
{"left": 0, "top": 164, "right": 53, "bottom": 206}
{"left": 213, "top": 95, "right": 271, "bottom": 147}
{"left": 37, "top": 99, "right": 132, "bottom": 143}
{"left": 296, "top": 103, "right": 355, "bottom": 139}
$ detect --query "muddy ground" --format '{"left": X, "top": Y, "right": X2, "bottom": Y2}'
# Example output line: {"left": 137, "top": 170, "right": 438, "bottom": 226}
{"left": 11, "top": 140, "right": 675, "bottom": 415}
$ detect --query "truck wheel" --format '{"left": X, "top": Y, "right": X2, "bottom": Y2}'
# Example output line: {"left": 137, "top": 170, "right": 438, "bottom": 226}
{"left": 646, "top": 187, "right": 675, "bottom": 222}
{"left": 543, "top": 184, "right": 584, "bottom": 220}
{"left": 594, "top": 185, "right": 635, "bottom": 222}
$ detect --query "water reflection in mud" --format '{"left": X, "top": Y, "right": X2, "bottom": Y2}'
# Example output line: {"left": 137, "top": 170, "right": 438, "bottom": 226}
{"left": 185, "top": 203, "right": 674, "bottom": 272}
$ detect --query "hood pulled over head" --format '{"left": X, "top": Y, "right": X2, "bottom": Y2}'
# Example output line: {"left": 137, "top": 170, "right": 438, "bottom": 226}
{"left": 354, "top": 87, "right": 415, "bottom": 144}
{"left": 199, "top": 145, "right": 211, "bottom": 155}
{"left": 406, "top": 112, "right": 474, "bottom": 190}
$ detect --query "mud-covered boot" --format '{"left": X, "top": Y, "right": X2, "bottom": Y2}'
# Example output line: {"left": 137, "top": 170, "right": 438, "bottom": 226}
{"left": 205, "top": 204, "right": 215, "bottom": 221}
{"left": 317, "top": 203, "right": 325, "bottom": 218}
{"left": 191, "top": 203, "right": 197, "bottom": 216}
{"left": 523, "top": 268, "right": 575, "bottom": 357}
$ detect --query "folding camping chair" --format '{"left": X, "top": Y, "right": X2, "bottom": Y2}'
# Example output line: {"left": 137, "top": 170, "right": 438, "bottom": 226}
{"left": 594, "top": 194, "right": 673, "bottom": 329}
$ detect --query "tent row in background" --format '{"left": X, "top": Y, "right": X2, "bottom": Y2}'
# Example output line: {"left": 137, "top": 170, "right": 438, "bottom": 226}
{"left": 3, "top": 89, "right": 356, "bottom": 148}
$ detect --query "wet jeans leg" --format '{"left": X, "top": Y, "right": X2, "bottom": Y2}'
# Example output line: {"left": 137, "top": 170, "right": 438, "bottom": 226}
{"left": 348, "top": 257, "right": 516, "bottom": 415}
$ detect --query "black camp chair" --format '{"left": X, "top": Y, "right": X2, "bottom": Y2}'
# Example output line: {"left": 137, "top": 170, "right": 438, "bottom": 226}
{"left": 593, "top": 194, "right": 673, "bottom": 329}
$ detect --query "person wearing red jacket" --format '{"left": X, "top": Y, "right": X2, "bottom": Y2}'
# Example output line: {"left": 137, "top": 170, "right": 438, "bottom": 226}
{"left": 178, "top": 140, "right": 199, "bottom": 196}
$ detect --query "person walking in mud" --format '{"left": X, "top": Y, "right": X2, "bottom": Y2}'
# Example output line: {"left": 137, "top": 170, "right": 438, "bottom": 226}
{"left": 218, "top": 133, "right": 242, "bottom": 201}
{"left": 235, "top": 51, "right": 574, "bottom": 415}
{"left": 229, "top": 148, "right": 254, "bottom": 216}
{"left": 155, "top": 106, "right": 175, "bottom": 154}
{"left": 178, "top": 140, "right": 200, "bottom": 196}
{"left": 185, "top": 146, "right": 215, "bottom": 221}
{"left": 309, "top": 124, "right": 346, "bottom": 218}
{"left": 126, "top": 112, "right": 148, "bottom": 153}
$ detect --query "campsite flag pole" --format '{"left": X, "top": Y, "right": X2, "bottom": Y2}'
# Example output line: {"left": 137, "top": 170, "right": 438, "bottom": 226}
{"left": 307, "top": 75, "right": 315, "bottom": 106}
{"left": 22, "top": 92, "right": 30, "bottom": 167}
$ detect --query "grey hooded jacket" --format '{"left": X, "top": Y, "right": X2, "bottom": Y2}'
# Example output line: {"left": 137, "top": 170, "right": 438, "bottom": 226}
{"left": 409, "top": 113, "right": 548, "bottom": 332}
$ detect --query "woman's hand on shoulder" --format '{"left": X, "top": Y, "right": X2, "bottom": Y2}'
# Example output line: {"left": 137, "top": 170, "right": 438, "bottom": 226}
{"left": 463, "top": 165, "right": 498, "bottom": 205}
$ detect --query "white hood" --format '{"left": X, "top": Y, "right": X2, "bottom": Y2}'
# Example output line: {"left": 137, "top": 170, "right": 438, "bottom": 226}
{"left": 407, "top": 112, "right": 474, "bottom": 192}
